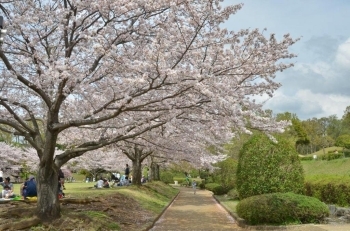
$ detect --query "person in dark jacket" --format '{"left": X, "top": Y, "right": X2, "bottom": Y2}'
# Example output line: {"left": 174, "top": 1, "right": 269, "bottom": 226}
{"left": 23, "top": 175, "right": 37, "bottom": 199}
{"left": 58, "top": 168, "right": 66, "bottom": 190}
{"left": 125, "top": 164, "right": 130, "bottom": 180}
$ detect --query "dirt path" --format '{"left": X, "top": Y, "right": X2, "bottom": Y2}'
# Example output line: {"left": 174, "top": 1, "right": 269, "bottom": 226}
{"left": 149, "top": 186, "right": 243, "bottom": 231}
{"left": 148, "top": 186, "right": 350, "bottom": 231}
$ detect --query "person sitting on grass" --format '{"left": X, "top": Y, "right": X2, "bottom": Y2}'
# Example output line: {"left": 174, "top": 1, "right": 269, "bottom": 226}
{"left": 2, "top": 185, "right": 14, "bottom": 199}
{"left": 22, "top": 175, "right": 37, "bottom": 199}
{"left": 0, "top": 177, "right": 14, "bottom": 191}
{"left": 94, "top": 177, "right": 104, "bottom": 188}
{"left": 103, "top": 178, "right": 110, "bottom": 188}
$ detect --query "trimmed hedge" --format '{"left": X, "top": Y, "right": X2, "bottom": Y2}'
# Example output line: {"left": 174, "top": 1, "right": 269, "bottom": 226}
{"left": 304, "top": 175, "right": 350, "bottom": 206}
{"left": 320, "top": 153, "right": 344, "bottom": 161}
{"left": 236, "top": 192, "right": 329, "bottom": 225}
{"left": 205, "top": 183, "right": 225, "bottom": 195}
{"left": 299, "top": 156, "right": 314, "bottom": 161}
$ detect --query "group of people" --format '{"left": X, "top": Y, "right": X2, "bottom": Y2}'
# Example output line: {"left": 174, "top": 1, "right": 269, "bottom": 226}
{"left": 0, "top": 175, "right": 37, "bottom": 199}
{"left": 0, "top": 168, "right": 66, "bottom": 200}
{"left": 94, "top": 164, "right": 146, "bottom": 188}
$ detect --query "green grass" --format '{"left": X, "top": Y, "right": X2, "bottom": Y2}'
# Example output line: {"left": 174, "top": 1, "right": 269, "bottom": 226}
{"left": 302, "top": 157, "right": 350, "bottom": 179}
{"left": 9, "top": 181, "right": 178, "bottom": 230}
{"left": 214, "top": 195, "right": 239, "bottom": 213}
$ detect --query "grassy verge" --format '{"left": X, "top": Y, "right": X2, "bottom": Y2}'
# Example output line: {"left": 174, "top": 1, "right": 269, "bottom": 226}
{"left": 214, "top": 195, "right": 239, "bottom": 214}
{"left": 5, "top": 181, "right": 179, "bottom": 231}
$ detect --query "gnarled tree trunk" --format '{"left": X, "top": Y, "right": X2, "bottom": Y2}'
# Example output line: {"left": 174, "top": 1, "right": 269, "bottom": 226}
{"left": 36, "top": 162, "right": 60, "bottom": 221}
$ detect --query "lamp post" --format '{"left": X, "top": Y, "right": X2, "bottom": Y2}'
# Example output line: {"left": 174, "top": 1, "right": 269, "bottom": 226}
{"left": 0, "top": 16, "right": 6, "bottom": 44}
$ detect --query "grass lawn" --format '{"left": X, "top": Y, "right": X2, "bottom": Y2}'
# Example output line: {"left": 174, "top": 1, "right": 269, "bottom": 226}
{"left": 302, "top": 157, "right": 350, "bottom": 178}
{"left": 3, "top": 181, "right": 179, "bottom": 231}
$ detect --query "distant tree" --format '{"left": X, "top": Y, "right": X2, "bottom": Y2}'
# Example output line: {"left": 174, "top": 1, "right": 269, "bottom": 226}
{"left": 335, "top": 134, "right": 350, "bottom": 151}
{"left": 275, "top": 112, "right": 309, "bottom": 154}
{"left": 341, "top": 106, "right": 350, "bottom": 135}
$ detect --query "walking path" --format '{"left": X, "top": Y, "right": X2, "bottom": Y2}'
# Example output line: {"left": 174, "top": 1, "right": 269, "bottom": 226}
{"left": 149, "top": 186, "right": 350, "bottom": 231}
{"left": 149, "top": 186, "right": 243, "bottom": 231}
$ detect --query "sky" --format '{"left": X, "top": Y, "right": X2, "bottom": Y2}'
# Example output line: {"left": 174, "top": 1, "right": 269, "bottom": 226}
{"left": 222, "top": 0, "right": 350, "bottom": 120}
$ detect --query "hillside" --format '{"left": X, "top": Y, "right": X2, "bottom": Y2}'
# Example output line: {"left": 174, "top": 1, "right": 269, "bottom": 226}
{"left": 302, "top": 157, "right": 350, "bottom": 178}
{"left": 302, "top": 146, "right": 343, "bottom": 157}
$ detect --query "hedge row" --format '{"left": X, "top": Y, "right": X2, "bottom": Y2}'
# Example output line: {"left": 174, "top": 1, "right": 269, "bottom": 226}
{"left": 299, "top": 152, "right": 345, "bottom": 161}
{"left": 204, "top": 183, "right": 226, "bottom": 195}
{"left": 304, "top": 176, "right": 350, "bottom": 207}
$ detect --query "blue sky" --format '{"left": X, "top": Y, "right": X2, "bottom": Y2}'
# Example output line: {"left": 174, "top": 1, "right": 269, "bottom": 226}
{"left": 222, "top": 0, "right": 350, "bottom": 120}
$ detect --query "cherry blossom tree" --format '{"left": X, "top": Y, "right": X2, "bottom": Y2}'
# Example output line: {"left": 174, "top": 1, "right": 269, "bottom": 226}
{"left": 0, "top": 0, "right": 296, "bottom": 221}
{"left": 72, "top": 148, "right": 128, "bottom": 181}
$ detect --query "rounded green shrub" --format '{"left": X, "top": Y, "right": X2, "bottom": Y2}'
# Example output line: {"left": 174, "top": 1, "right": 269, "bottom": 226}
{"left": 160, "top": 171, "right": 174, "bottom": 184}
{"left": 227, "top": 188, "right": 239, "bottom": 200}
{"left": 236, "top": 192, "right": 329, "bottom": 225}
{"left": 236, "top": 133, "right": 304, "bottom": 199}
{"left": 205, "top": 183, "right": 225, "bottom": 195}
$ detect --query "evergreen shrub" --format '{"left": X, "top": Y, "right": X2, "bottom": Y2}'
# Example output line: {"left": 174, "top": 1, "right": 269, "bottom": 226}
{"left": 304, "top": 176, "right": 350, "bottom": 206}
{"left": 320, "top": 153, "right": 344, "bottom": 161}
{"left": 160, "top": 171, "right": 174, "bottom": 184}
{"left": 205, "top": 183, "right": 225, "bottom": 195}
{"left": 236, "top": 133, "right": 304, "bottom": 199}
{"left": 227, "top": 188, "right": 239, "bottom": 200}
{"left": 212, "top": 158, "right": 237, "bottom": 192}
{"left": 236, "top": 192, "right": 329, "bottom": 225}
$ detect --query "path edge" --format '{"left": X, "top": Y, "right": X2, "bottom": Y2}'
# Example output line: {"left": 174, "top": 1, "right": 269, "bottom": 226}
{"left": 145, "top": 186, "right": 181, "bottom": 231}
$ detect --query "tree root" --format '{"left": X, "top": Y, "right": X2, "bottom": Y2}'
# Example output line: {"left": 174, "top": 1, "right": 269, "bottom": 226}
{"left": 0, "top": 217, "right": 41, "bottom": 231}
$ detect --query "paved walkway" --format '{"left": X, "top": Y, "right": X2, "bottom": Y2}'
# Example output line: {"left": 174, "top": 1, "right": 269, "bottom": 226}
{"left": 149, "top": 186, "right": 243, "bottom": 231}
{"left": 149, "top": 187, "right": 350, "bottom": 231}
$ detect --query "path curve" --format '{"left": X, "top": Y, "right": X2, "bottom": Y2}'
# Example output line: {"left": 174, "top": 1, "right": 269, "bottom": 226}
{"left": 149, "top": 186, "right": 243, "bottom": 231}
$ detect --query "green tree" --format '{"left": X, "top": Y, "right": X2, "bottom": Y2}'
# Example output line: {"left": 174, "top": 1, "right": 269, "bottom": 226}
{"left": 236, "top": 133, "right": 304, "bottom": 199}
{"left": 341, "top": 106, "right": 350, "bottom": 135}
{"left": 275, "top": 112, "right": 310, "bottom": 154}
{"left": 335, "top": 134, "right": 350, "bottom": 150}
{"left": 212, "top": 157, "right": 237, "bottom": 192}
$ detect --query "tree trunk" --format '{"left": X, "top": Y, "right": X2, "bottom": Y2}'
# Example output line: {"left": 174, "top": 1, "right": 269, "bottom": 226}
{"left": 37, "top": 165, "right": 60, "bottom": 221}
{"left": 150, "top": 162, "right": 160, "bottom": 181}
{"left": 132, "top": 149, "right": 143, "bottom": 186}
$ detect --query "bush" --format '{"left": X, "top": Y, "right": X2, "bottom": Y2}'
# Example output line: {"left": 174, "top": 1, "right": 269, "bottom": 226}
{"left": 227, "top": 188, "right": 239, "bottom": 200}
{"left": 304, "top": 175, "right": 350, "bottom": 206}
{"left": 212, "top": 158, "right": 237, "bottom": 192}
{"left": 236, "top": 133, "right": 304, "bottom": 199}
{"left": 160, "top": 171, "right": 174, "bottom": 184}
{"left": 199, "top": 182, "right": 205, "bottom": 190}
{"left": 299, "top": 156, "right": 314, "bottom": 161}
{"left": 320, "top": 153, "right": 344, "bottom": 161}
{"left": 205, "top": 183, "right": 226, "bottom": 195}
{"left": 344, "top": 150, "right": 350, "bottom": 158}
{"left": 236, "top": 192, "right": 329, "bottom": 225}
{"left": 199, "top": 170, "right": 210, "bottom": 180}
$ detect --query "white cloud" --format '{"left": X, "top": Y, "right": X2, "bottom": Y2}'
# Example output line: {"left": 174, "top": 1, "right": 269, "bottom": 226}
{"left": 335, "top": 38, "right": 350, "bottom": 69}
{"left": 264, "top": 90, "right": 349, "bottom": 119}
